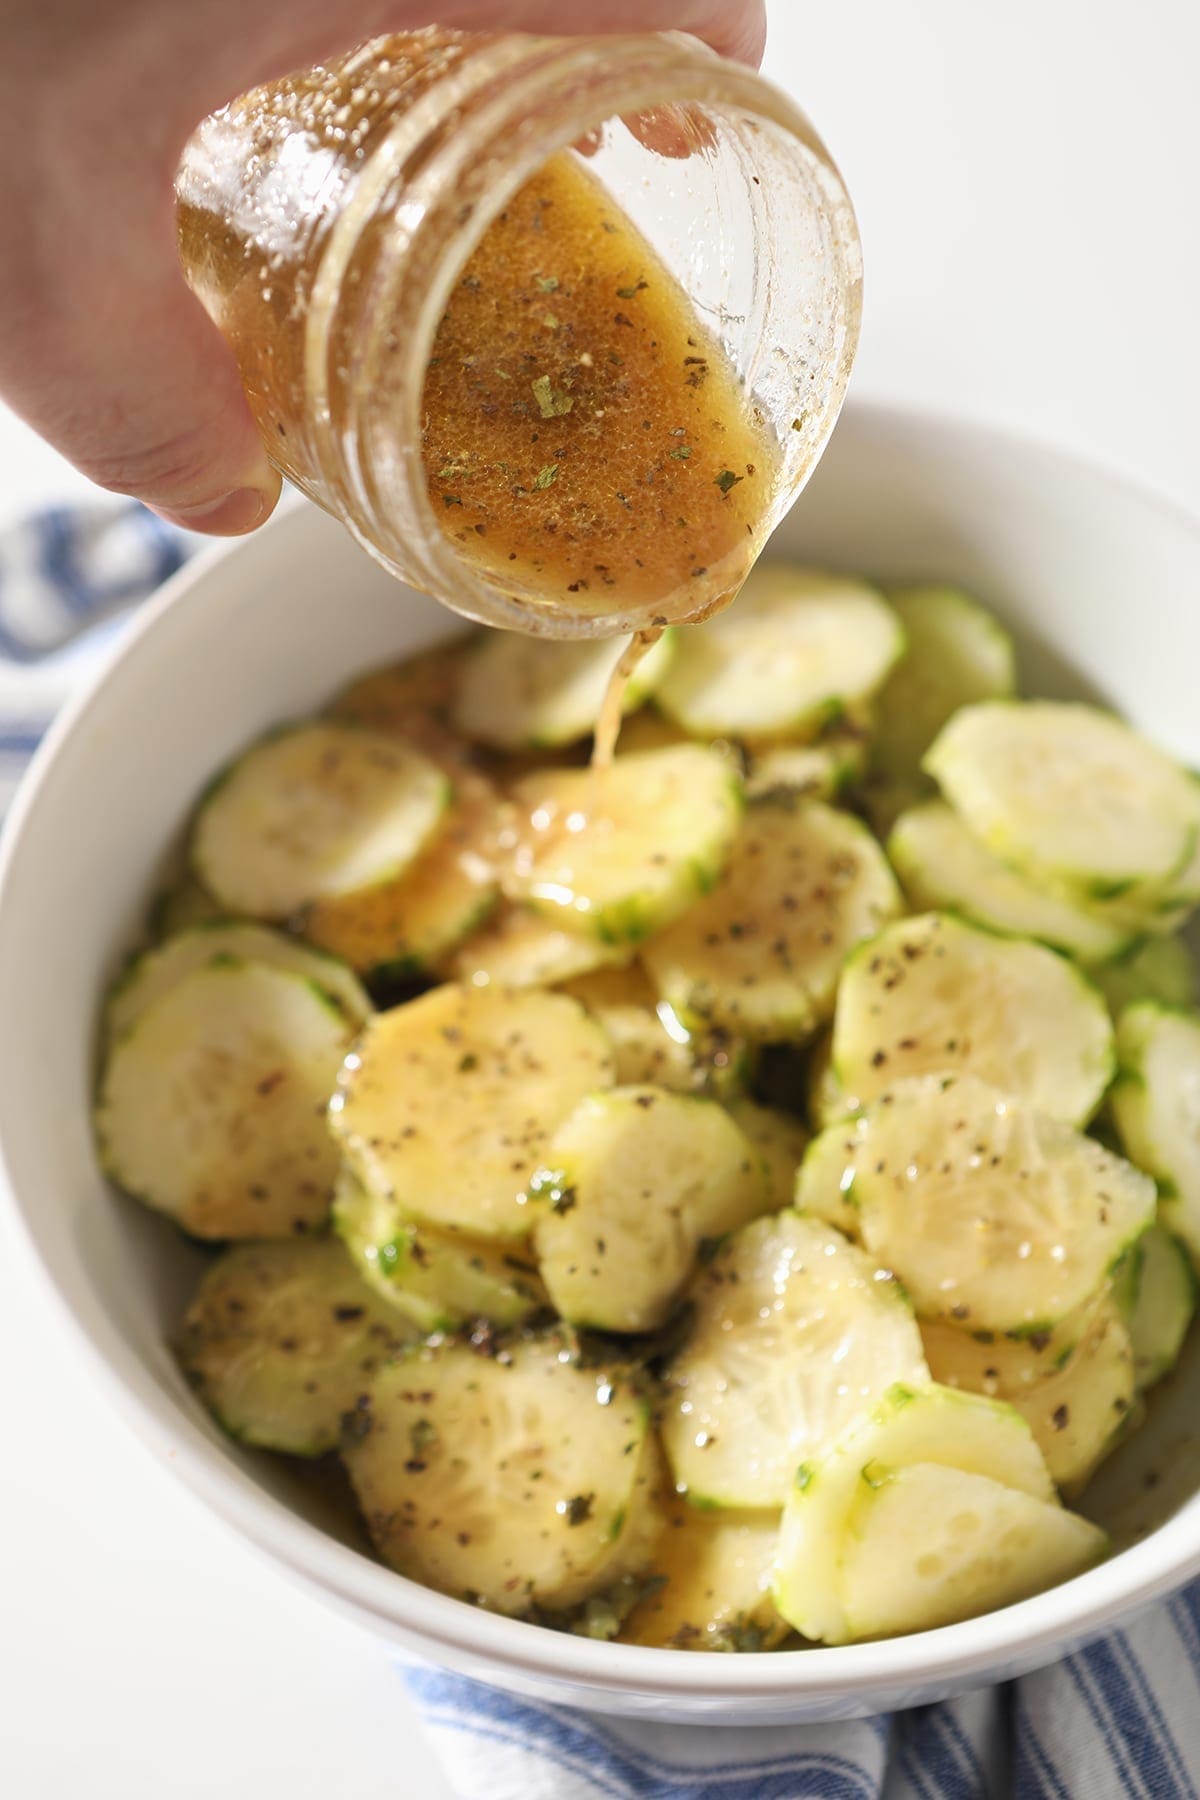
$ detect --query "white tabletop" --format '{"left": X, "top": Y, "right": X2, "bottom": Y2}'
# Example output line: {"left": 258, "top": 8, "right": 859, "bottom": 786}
{"left": 3, "top": 4, "right": 1199, "bottom": 1795}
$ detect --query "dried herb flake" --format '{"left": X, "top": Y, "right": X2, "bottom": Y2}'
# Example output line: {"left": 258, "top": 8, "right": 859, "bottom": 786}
{"left": 531, "top": 374, "right": 574, "bottom": 419}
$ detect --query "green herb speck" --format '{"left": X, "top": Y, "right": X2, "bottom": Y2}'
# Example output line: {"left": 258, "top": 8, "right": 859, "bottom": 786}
{"left": 531, "top": 374, "right": 574, "bottom": 418}
{"left": 534, "top": 463, "right": 560, "bottom": 490}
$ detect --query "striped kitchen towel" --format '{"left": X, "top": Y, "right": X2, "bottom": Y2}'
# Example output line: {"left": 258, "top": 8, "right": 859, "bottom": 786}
{"left": 4, "top": 497, "right": 1199, "bottom": 1800}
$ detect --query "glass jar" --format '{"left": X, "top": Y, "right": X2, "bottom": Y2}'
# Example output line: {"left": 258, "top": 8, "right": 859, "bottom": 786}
{"left": 177, "top": 30, "right": 861, "bottom": 638}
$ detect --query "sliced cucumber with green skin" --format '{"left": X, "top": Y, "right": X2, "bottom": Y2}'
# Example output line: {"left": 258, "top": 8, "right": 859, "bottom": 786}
{"left": 97, "top": 961, "right": 356, "bottom": 1239}
{"left": 332, "top": 1166, "right": 546, "bottom": 1332}
{"left": 657, "top": 564, "right": 904, "bottom": 744}
{"left": 1119, "top": 1223, "right": 1196, "bottom": 1389}
{"left": 1009, "top": 1307, "right": 1135, "bottom": 1494}
{"left": 832, "top": 912, "right": 1114, "bottom": 1126}
{"left": 560, "top": 966, "right": 751, "bottom": 1100}
{"left": 643, "top": 801, "right": 901, "bottom": 1043}
{"left": 805, "top": 1031, "right": 864, "bottom": 1132}
{"left": 726, "top": 1098, "right": 809, "bottom": 1211}
{"left": 919, "top": 1297, "right": 1104, "bottom": 1400}
{"left": 192, "top": 723, "right": 451, "bottom": 920}
{"left": 341, "top": 1335, "right": 664, "bottom": 1617}
{"left": 328, "top": 643, "right": 467, "bottom": 746}
{"left": 873, "top": 584, "right": 1016, "bottom": 784}
{"left": 821, "top": 1073, "right": 1155, "bottom": 1333}
{"left": 106, "top": 922, "right": 373, "bottom": 1042}
{"left": 772, "top": 1380, "right": 1059, "bottom": 1643}
{"left": 177, "top": 1237, "right": 414, "bottom": 1455}
{"left": 887, "top": 802, "right": 1134, "bottom": 964}
{"left": 1093, "top": 936, "right": 1198, "bottom": 1017}
{"left": 1111, "top": 1003, "right": 1200, "bottom": 1267}
{"left": 453, "top": 629, "right": 676, "bottom": 751}
{"left": 922, "top": 1295, "right": 1135, "bottom": 1493}
{"left": 447, "top": 903, "right": 632, "bottom": 990}
{"left": 620, "top": 1503, "right": 788, "bottom": 1650}
{"left": 794, "top": 1122, "right": 862, "bottom": 1237}
{"left": 329, "top": 983, "right": 614, "bottom": 1242}
{"left": 505, "top": 746, "right": 743, "bottom": 946}
{"left": 744, "top": 729, "right": 870, "bottom": 805}
{"left": 660, "top": 1212, "right": 927, "bottom": 1509}
{"left": 837, "top": 1463, "right": 1106, "bottom": 1642}
{"left": 529, "top": 1086, "right": 768, "bottom": 1334}
{"left": 925, "top": 700, "right": 1200, "bottom": 898}
{"left": 301, "top": 771, "right": 500, "bottom": 977}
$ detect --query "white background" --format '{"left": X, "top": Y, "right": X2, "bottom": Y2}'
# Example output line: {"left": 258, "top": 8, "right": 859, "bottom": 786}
{"left": 2, "top": 3, "right": 1198, "bottom": 1795}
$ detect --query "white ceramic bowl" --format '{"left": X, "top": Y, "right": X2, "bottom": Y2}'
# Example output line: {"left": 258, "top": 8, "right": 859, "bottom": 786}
{"left": 4, "top": 403, "right": 1200, "bottom": 1723}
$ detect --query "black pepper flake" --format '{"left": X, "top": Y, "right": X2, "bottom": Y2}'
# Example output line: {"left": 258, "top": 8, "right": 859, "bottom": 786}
{"left": 1051, "top": 1404, "right": 1070, "bottom": 1431}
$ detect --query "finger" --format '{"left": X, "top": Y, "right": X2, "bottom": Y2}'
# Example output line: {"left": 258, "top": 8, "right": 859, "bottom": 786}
{"left": 1, "top": 179, "right": 280, "bottom": 535}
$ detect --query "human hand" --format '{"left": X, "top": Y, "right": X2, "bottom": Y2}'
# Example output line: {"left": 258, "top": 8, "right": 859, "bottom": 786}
{"left": 0, "top": 2, "right": 765, "bottom": 536}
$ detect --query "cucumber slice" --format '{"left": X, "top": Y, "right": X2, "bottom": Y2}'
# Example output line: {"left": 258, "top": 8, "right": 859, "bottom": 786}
{"left": 794, "top": 1122, "right": 861, "bottom": 1236}
{"left": 823, "top": 1073, "right": 1155, "bottom": 1332}
{"left": 328, "top": 643, "right": 466, "bottom": 742}
{"left": 873, "top": 584, "right": 1016, "bottom": 783}
{"left": 832, "top": 912, "right": 1114, "bottom": 1125}
{"left": 656, "top": 564, "right": 904, "bottom": 744}
{"left": 505, "top": 745, "right": 743, "bottom": 945}
{"left": 924, "top": 701, "right": 1200, "bottom": 897}
{"left": 1119, "top": 1224, "right": 1196, "bottom": 1388}
{"left": 529, "top": 1086, "right": 768, "bottom": 1333}
{"left": 1093, "top": 936, "right": 1198, "bottom": 1016}
{"left": 805, "top": 1031, "right": 864, "bottom": 1132}
{"left": 922, "top": 1296, "right": 1135, "bottom": 1492}
{"left": 744, "top": 728, "right": 870, "bottom": 805}
{"left": 1011, "top": 1308, "right": 1135, "bottom": 1493}
{"left": 341, "top": 1336, "right": 663, "bottom": 1616}
{"left": 725, "top": 1098, "right": 810, "bottom": 1210}
{"left": 332, "top": 1166, "right": 546, "bottom": 1333}
{"left": 106, "top": 922, "right": 372, "bottom": 1041}
{"left": 97, "top": 961, "right": 355, "bottom": 1239}
{"left": 453, "top": 630, "right": 675, "bottom": 751}
{"left": 448, "top": 903, "right": 631, "bottom": 990}
{"left": 660, "top": 1212, "right": 927, "bottom": 1508}
{"left": 192, "top": 723, "right": 451, "bottom": 920}
{"left": 561, "top": 966, "right": 751, "bottom": 1100}
{"left": 620, "top": 1503, "right": 788, "bottom": 1650}
{"left": 919, "top": 1300, "right": 1102, "bottom": 1400}
{"left": 838, "top": 1463, "right": 1106, "bottom": 1641}
{"left": 1111, "top": 1003, "right": 1200, "bottom": 1266}
{"left": 329, "top": 983, "right": 614, "bottom": 1242}
{"left": 887, "top": 802, "right": 1133, "bottom": 964}
{"left": 301, "top": 771, "right": 500, "bottom": 977}
{"left": 177, "top": 1237, "right": 414, "bottom": 1455}
{"left": 643, "top": 801, "right": 901, "bottom": 1043}
{"left": 772, "top": 1379, "right": 1057, "bottom": 1643}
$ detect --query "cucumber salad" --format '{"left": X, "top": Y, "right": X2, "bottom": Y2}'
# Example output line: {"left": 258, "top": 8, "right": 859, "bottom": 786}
{"left": 94, "top": 565, "right": 1200, "bottom": 1650}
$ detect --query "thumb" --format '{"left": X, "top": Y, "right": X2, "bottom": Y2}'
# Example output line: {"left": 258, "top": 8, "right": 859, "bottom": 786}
{"left": 0, "top": 167, "right": 280, "bottom": 535}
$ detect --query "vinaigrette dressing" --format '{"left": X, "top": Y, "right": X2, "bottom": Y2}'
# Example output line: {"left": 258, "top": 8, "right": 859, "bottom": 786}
{"left": 421, "top": 151, "right": 774, "bottom": 621}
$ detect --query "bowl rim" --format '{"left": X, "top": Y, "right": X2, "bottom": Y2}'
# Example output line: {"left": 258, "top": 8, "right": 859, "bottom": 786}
{"left": 4, "top": 397, "right": 1200, "bottom": 1703}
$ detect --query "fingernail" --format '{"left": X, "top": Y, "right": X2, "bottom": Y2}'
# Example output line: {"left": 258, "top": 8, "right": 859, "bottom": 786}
{"left": 154, "top": 487, "right": 273, "bottom": 535}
